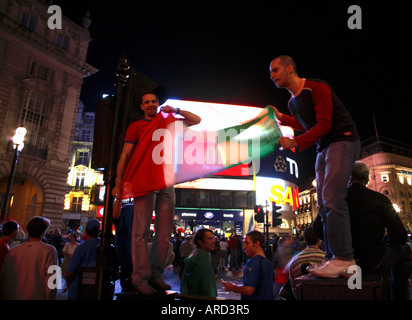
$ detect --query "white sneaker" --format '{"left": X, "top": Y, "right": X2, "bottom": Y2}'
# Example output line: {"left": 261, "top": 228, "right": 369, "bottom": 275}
{"left": 308, "top": 258, "right": 356, "bottom": 279}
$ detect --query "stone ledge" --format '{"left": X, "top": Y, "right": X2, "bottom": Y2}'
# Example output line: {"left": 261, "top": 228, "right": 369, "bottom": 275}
{"left": 294, "top": 273, "right": 387, "bottom": 300}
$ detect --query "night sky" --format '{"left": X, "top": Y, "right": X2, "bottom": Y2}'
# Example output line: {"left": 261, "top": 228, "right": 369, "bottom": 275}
{"left": 54, "top": 1, "right": 410, "bottom": 183}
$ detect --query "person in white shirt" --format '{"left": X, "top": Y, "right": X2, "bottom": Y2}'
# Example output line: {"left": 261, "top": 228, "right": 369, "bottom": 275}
{"left": 0, "top": 216, "right": 58, "bottom": 300}
{"left": 219, "top": 237, "right": 229, "bottom": 269}
{"left": 179, "top": 236, "right": 195, "bottom": 276}
{"left": 61, "top": 233, "right": 78, "bottom": 277}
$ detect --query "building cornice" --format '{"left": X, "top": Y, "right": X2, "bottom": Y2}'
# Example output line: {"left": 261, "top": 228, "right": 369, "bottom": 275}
{"left": 0, "top": 13, "right": 98, "bottom": 77}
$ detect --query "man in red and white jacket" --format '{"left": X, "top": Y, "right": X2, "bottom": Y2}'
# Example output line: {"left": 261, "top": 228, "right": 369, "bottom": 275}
{"left": 269, "top": 55, "right": 360, "bottom": 278}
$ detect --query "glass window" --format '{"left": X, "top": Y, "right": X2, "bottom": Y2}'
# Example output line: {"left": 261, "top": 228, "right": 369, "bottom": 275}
{"left": 77, "top": 152, "right": 89, "bottom": 166}
{"left": 37, "top": 65, "right": 49, "bottom": 81}
{"left": 20, "top": 92, "right": 45, "bottom": 146}
{"left": 80, "top": 129, "right": 92, "bottom": 142}
{"left": 57, "top": 34, "right": 70, "bottom": 50}
{"left": 75, "top": 170, "right": 86, "bottom": 187}
{"left": 72, "top": 196, "right": 83, "bottom": 212}
{"left": 21, "top": 12, "right": 37, "bottom": 31}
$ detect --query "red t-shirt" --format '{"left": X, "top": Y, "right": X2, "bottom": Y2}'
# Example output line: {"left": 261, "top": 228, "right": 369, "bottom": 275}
{"left": 120, "top": 112, "right": 178, "bottom": 199}
{"left": 0, "top": 238, "right": 10, "bottom": 270}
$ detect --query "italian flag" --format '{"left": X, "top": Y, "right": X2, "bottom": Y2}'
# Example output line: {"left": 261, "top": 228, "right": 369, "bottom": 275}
{"left": 120, "top": 106, "right": 282, "bottom": 199}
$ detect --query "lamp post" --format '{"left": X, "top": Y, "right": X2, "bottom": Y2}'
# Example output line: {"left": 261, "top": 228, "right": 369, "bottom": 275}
{"left": 1, "top": 126, "right": 27, "bottom": 222}
{"left": 95, "top": 55, "right": 129, "bottom": 300}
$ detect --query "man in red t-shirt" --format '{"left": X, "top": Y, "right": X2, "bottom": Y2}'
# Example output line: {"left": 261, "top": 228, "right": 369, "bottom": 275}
{"left": 228, "top": 234, "right": 239, "bottom": 270}
{"left": 112, "top": 90, "right": 200, "bottom": 295}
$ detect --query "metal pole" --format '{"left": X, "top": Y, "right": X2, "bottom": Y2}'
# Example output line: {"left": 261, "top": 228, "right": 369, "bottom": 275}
{"left": 96, "top": 55, "right": 130, "bottom": 300}
{"left": 372, "top": 111, "right": 379, "bottom": 141}
{"left": 0, "top": 148, "right": 19, "bottom": 222}
{"left": 264, "top": 200, "right": 273, "bottom": 260}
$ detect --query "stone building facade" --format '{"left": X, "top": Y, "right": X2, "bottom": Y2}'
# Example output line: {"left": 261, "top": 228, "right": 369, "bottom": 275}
{"left": 360, "top": 137, "right": 412, "bottom": 230}
{"left": 296, "top": 136, "right": 412, "bottom": 234}
{"left": 0, "top": 0, "right": 97, "bottom": 230}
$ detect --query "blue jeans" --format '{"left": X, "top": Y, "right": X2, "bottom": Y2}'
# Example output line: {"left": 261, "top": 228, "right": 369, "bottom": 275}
{"left": 131, "top": 187, "right": 175, "bottom": 286}
{"left": 315, "top": 140, "right": 360, "bottom": 261}
{"left": 114, "top": 203, "right": 134, "bottom": 282}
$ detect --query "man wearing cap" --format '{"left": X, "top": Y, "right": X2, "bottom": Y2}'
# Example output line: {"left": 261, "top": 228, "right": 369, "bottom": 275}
{"left": 66, "top": 218, "right": 101, "bottom": 300}
{"left": 112, "top": 90, "right": 201, "bottom": 295}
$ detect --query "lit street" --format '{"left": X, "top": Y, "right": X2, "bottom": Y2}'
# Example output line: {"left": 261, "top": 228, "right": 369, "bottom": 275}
{"left": 55, "top": 261, "right": 412, "bottom": 301}
{"left": 56, "top": 264, "right": 246, "bottom": 301}
{"left": 1, "top": 2, "right": 411, "bottom": 311}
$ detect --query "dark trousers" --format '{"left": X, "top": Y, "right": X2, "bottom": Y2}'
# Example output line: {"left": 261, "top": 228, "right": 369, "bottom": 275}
{"left": 113, "top": 203, "right": 134, "bottom": 285}
{"left": 375, "top": 244, "right": 411, "bottom": 300}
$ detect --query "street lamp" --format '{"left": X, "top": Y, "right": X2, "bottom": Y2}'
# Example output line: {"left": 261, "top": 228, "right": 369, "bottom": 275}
{"left": 1, "top": 126, "right": 27, "bottom": 222}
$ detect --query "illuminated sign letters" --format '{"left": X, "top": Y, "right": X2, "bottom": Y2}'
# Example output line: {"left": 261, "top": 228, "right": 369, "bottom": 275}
{"left": 176, "top": 209, "right": 242, "bottom": 221}
{"left": 182, "top": 213, "right": 197, "bottom": 217}
{"left": 204, "top": 212, "right": 214, "bottom": 219}
{"left": 256, "top": 177, "right": 300, "bottom": 212}
{"left": 269, "top": 184, "right": 299, "bottom": 211}
{"left": 286, "top": 157, "right": 298, "bottom": 179}
{"left": 273, "top": 154, "right": 298, "bottom": 179}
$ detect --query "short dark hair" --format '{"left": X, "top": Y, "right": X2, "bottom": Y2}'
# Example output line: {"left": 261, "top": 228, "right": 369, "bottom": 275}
{"left": 1, "top": 220, "right": 18, "bottom": 236}
{"left": 272, "top": 55, "right": 298, "bottom": 75}
{"left": 245, "top": 230, "right": 265, "bottom": 247}
{"left": 303, "top": 226, "right": 319, "bottom": 246}
{"left": 26, "top": 216, "right": 50, "bottom": 238}
{"left": 138, "top": 88, "right": 159, "bottom": 105}
{"left": 193, "top": 228, "right": 213, "bottom": 248}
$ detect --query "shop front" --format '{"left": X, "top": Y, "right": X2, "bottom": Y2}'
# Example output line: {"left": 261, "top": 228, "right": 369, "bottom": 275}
{"left": 174, "top": 208, "right": 244, "bottom": 237}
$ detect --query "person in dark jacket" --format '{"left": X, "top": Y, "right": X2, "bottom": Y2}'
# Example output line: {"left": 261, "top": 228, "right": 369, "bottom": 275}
{"left": 346, "top": 161, "right": 411, "bottom": 299}
{"left": 313, "top": 161, "right": 411, "bottom": 299}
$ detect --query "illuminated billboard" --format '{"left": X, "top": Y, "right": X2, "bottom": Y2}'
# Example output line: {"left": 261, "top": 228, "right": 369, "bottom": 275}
{"left": 160, "top": 99, "right": 294, "bottom": 177}
{"left": 255, "top": 176, "right": 299, "bottom": 212}
{"left": 162, "top": 99, "right": 293, "bottom": 134}
{"left": 175, "top": 177, "right": 254, "bottom": 191}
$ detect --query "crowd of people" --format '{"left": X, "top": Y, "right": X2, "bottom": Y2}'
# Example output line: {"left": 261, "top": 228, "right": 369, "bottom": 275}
{"left": 0, "top": 213, "right": 411, "bottom": 300}
{"left": 0, "top": 216, "right": 102, "bottom": 300}
{"left": 1, "top": 56, "right": 412, "bottom": 300}
{"left": 172, "top": 233, "right": 246, "bottom": 276}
